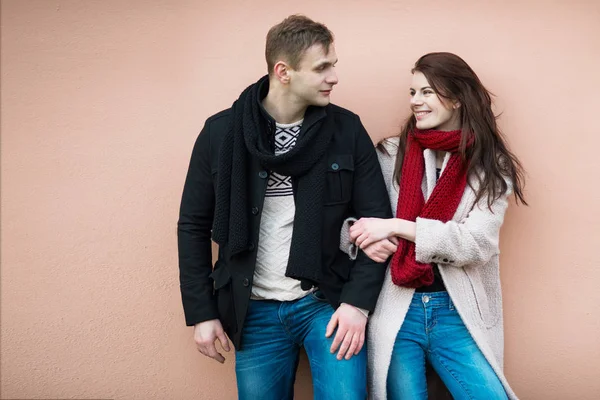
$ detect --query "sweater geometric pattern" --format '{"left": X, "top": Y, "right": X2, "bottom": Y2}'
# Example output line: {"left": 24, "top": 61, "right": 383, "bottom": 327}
{"left": 252, "top": 120, "right": 309, "bottom": 301}
{"left": 266, "top": 123, "right": 301, "bottom": 197}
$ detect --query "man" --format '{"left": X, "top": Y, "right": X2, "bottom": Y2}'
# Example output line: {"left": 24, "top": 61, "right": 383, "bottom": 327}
{"left": 178, "top": 15, "right": 392, "bottom": 399}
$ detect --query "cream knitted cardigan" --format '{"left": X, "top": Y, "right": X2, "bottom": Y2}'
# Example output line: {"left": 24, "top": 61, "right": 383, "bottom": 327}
{"left": 341, "top": 138, "right": 518, "bottom": 399}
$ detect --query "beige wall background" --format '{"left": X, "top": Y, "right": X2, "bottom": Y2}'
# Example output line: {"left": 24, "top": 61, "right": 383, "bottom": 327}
{"left": 1, "top": 0, "right": 599, "bottom": 399}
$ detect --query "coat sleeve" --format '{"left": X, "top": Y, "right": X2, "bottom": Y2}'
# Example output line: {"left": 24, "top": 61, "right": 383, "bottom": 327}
{"left": 177, "top": 122, "right": 219, "bottom": 326}
{"left": 339, "top": 118, "right": 393, "bottom": 312}
{"left": 414, "top": 185, "right": 511, "bottom": 269}
{"left": 339, "top": 142, "right": 397, "bottom": 261}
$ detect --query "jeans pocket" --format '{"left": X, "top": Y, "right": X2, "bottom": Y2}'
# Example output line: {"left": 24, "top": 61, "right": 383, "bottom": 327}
{"left": 310, "top": 290, "right": 328, "bottom": 303}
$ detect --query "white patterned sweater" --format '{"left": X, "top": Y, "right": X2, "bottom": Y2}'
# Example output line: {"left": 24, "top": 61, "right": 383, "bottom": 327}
{"left": 251, "top": 120, "right": 311, "bottom": 301}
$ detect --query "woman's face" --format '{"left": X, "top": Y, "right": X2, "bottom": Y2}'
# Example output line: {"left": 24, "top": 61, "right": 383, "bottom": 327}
{"left": 410, "top": 71, "right": 461, "bottom": 131}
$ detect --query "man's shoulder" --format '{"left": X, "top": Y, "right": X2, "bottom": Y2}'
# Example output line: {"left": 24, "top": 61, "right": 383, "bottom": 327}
{"left": 194, "top": 108, "right": 231, "bottom": 158}
{"left": 204, "top": 108, "right": 232, "bottom": 130}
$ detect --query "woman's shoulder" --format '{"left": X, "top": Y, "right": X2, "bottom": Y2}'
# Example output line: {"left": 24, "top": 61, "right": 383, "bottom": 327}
{"left": 376, "top": 136, "right": 400, "bottom": 158}
{"left": 375, "top": 137, "right": 400, "bottom": 181}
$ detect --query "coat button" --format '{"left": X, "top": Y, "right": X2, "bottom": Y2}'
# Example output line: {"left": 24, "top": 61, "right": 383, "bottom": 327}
{"left": 258, "top": 171, "right": 268, "bottom": 179}
{"left": 432, "top": 256, "right": 438, "bottom": 260}
{"left": 248, "top": 243, "right": 255, "bottom": 251}
{"left": 251, "top": 206, "right": 259, "bottom": 215}
{"left": 443, "top": 258, "right": 449, "bottom": 263}
{"left": 242, "top": 278, "right": 249, "bottom": 287}
{"left": 331, "top": 163, "right": 339, "bottom": 171}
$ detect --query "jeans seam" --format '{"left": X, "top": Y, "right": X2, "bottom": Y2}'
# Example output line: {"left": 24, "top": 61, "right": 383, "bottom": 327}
{"left": 429, "top": 307, "right": 437, "bottom": 332}
{"left": 277, "top": 303, "right": 302, "bottom": 345}
{"left": 421, "top": 301, "right": 428, "bottom": 334}
{"left": 430, "top": 351, "right": 474, "bottom": 400}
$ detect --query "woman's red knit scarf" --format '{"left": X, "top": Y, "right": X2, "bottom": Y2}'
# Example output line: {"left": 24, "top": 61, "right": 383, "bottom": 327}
{"left": 390, "top": 129, "right": 469, "bottom": 288}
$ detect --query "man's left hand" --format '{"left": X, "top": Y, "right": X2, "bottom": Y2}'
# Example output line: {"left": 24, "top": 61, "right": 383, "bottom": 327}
{"left": 325, "top": 303, "right": 367, "bottom": 360}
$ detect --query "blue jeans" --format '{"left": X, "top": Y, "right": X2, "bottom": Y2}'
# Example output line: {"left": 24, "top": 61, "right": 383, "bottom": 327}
{"left": 235, "top": 292, "right": 367, "bottom": 400}
{"left": 387, "top": 292, "right": 507, "bottom": 400}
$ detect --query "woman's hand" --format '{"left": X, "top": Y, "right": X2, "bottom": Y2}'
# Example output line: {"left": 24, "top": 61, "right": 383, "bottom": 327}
{"left": 350, "top": 217, "right": 396, "bottom": 249}
{"left": 362, "top": 237, "right": 398, "bottom": 263}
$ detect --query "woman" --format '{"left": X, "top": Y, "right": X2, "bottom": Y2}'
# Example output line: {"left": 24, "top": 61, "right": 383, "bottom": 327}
{"left": 342, "top": 52, "right": 526, "bottom": 399}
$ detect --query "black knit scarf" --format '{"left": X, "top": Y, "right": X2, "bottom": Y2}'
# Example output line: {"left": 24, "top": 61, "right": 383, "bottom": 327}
{"left": 212, "top": 75, "right": 334, "bottom": 289}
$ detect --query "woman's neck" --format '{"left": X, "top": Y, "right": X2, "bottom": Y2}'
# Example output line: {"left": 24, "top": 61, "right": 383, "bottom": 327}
{"left": 435, "top": 151, "right": 445, "bottom": 168}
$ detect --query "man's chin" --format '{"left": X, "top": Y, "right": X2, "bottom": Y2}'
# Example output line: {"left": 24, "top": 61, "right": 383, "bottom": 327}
{"left": 312, "top": 98, "right": 331, "bottom": 107}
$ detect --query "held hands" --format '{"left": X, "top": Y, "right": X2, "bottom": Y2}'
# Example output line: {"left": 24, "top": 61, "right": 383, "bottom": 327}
{"left": 194, "top": 319, "right": 231, "bottom": 363}
{"left": 362, "top": 237, "right": 398, "bottom": 263}
{"left": 325, "top": 303, "right": 367, "bottom": 360}
{"left": 350, "top": 217, "right": 396, "bottom": 249}
{"left": 349, "top": 217, "right": 399, "bottom": 263}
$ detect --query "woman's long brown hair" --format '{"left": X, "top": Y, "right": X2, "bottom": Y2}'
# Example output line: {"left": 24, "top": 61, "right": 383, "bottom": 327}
{"left": 384, "top": 52, "right": 527, "bottom": 207}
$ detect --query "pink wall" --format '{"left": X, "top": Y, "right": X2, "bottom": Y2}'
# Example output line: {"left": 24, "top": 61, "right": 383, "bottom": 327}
{"left": 1, "top": 0, "right": 599, "bottom": 399}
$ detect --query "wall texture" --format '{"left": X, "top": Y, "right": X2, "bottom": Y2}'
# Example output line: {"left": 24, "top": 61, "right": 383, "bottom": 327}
{"left": 1, "top": 0, "right": 599, "bottom": 399}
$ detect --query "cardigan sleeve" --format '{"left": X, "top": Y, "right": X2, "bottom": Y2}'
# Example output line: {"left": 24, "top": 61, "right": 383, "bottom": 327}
{"left": 339, "top": 217, "right": 359, "bottom": 260}
{"left": 414, "top": 187, "right": 511, "bottom": 269}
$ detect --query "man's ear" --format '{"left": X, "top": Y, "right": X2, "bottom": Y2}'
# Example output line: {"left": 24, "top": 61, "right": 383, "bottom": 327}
{"left": 273, "top": 61, "right": 291, "bottom": 84}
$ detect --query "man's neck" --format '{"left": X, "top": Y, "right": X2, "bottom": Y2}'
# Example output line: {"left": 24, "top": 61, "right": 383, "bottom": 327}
{"left": 261, "top": 85, "right": 307, "bottom": 125}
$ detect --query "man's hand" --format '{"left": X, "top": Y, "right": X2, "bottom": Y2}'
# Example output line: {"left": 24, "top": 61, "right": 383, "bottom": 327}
{"left": 193, "top": 319, "right": 231, "bottom": 363}
{"left": 325, "top": 303, "right": 367, "bottom": 360}
{"left": 362, "top": 237, "right": 399, "bottom": 263}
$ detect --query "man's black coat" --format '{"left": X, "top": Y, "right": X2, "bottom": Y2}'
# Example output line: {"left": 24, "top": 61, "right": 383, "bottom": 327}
{"left": 178, "top": 94, "right": 393, "bottom": 349}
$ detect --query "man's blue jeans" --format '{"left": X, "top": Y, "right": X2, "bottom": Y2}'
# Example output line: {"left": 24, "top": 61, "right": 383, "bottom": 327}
{"left": 235, "top": 291, "right": 367, "bottom": 400}
{"left": 387, "top": 291, "right": 507, "bottom": 400}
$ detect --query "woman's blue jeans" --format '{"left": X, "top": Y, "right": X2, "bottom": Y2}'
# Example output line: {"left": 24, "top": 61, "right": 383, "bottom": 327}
{"left": 235, "top": 292, "right": 367, "bottom": 400}
{"left": 387, "top": 291, "right": 507, "bottom": 400}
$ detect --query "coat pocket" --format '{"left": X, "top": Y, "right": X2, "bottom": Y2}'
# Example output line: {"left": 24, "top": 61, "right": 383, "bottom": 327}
{"left": 209, "top": 262, "right": 237, "bottom": 332}
{"left": 324, "top": 154, "right": 354, "bottom": 205}
{"left": 463, "top": 265, "right": 501, "bottom": 328}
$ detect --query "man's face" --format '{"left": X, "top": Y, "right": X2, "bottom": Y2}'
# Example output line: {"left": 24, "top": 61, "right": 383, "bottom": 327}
{"left": 288, "top": 43, "right": 338, "bottom": 107}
